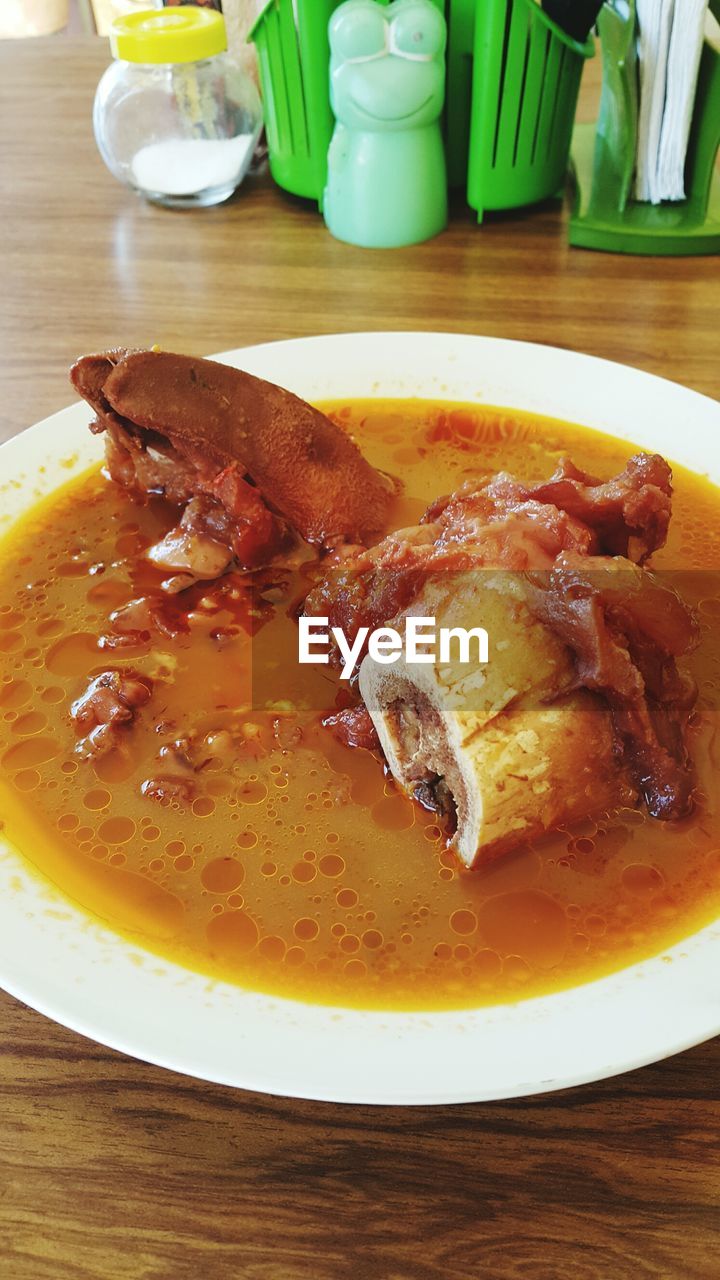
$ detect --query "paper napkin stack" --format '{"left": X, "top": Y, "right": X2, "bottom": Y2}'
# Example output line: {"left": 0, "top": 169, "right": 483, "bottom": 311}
{"left": 635, "top": 0, "right": 709, "bottom": 203}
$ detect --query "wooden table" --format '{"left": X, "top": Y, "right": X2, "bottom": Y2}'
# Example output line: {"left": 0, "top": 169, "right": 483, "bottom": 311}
{"left": 1, "top": 38, "right": 719, "bottom": 1280}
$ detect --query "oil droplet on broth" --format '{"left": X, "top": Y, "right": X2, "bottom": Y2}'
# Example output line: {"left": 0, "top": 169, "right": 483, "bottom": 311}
{"left": 206, "top": 910, "right": 259, "bottom": 960}
{"left": 503, "top": 955, "right": 531, "bottom": 983}
{"left": 97, "top": 816, "right": 136, "bottom": 844}
{"left": 45, "top": 632, "right": 99, "bottom": 676}
{"left": 83, "top": 788, "right": 112, "bottom": 812}
{"left": 371, "top": 794, "right": 415, "bottom": 831}
{"left": 0, "top": 632, "right": 23, "bottom": 654}
{"left": 0, "top": 679, "right": 32, "bottom": 709}
{"left": 200, "top": 857, "right": 245, "bottom": 893}
{"left": 449, "top": 909, "right": 478, "bottom": 936}
{"left": 86, "top": 579, "right": 131, "bottom": 608}
{"left": 0, "top": 610, "right": 24, "bottom": 631}
{"left": 474, "top": 949, "right": 502, "bottom": 981}
{"left": 35, "top": 619, "right": 64, "bottom": 638}
{"left": 40, "top": 685, "right": 65, "bottom": 705}
{"left": 237, "top": 780, "right": 268, "bottom": 806}
{"left": 336, "top": 888, "right": 358, "bottom": 908}
{"left": 93, "top": 751, "right": 137, "bottom": 784}
{"left": 704, "top": 849, "right": 720, "bottom": 878}
{"left": 14, "top": 769, "right": 41, "bottom": 792}
{"left": 259, "top": 935, "right": 286, "bottom": 962}
{"left": 115, "top": 533, "right": 146, "bottom": 557}
{"left": 622, "top": 863, "right": 664, "bottom": 895}
{"left": 478, "top": 890, "right": 569, "bottom": 970}
{"left": 88, "top": 862, "right": 184, "bottom": 939}
{"left": 473, "top": 845, "right": 542, "bottom": 894}
{"left": 294, "top": 917, "right": 319, "bottom": 942}
{"left": 3, "top": 737, "right": 60, "bottom": 770}
{"left": 292, "top": 861, "right": 317, "bottom": 883}
{"left": 698, "top": 597, "right": 720, "bottom": 619}
{"left": 57, "top": 559, "right": 93, "bottom": 579}
{"left": 318, "top": 853, "right": 345, "bottom": 877}
{"left": 362, "top": 929, "right": 383, "bottom": 950}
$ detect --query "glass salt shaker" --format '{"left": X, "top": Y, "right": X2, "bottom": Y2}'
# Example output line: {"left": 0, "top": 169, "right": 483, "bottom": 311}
{"left": 93, "top": 6, "right": 263, "bottom": 208}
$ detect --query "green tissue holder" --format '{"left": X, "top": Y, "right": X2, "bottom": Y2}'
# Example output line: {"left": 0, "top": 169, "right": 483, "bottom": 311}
{"left": 569, "top": 0, "right": 720, "bottom": 254}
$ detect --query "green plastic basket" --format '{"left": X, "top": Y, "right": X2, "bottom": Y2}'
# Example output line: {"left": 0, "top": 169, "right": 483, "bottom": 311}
{"left": 250, "top": 0, "right": 338, "bottom": 202}
{"left": 250, "top": 0, "right": 593, "bottom": 216}
{"left": 467, "top": 0, "right": 594, "bottom": 221}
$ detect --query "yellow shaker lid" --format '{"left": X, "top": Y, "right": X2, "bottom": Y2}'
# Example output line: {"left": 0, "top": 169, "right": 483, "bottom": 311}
{"left": 110, "top": 6, "right": 227, "bottom": 64}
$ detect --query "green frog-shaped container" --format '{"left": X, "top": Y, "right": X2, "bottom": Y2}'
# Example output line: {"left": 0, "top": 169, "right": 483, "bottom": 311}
{"left": 324, "top": 0, "right": 448, "bottom": 247}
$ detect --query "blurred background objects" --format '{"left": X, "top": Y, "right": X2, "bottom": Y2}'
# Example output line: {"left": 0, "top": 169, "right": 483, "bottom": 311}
{"left": 0, "top": 0, "right": 70, "bottom": 36}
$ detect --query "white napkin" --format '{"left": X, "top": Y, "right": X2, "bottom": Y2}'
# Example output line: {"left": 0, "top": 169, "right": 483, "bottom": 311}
{"left": 635, "top": 0, "right": 709, "bottom": 203}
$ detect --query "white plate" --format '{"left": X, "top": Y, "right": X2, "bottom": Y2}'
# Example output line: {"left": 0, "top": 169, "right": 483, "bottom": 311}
{"left": 1, "top": 332, "right": 719, "bottom": 1105}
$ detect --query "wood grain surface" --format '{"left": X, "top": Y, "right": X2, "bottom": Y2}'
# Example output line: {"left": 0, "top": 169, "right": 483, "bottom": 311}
{"left": 1, "top": 37, "right": 719, "bottom": 1280}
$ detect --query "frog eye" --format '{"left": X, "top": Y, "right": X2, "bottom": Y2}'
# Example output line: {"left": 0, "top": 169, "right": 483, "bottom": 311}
{"left": 390, "top": 2, "right": 445, "bottom": 61}
{"left": 329, "top": 4, "right": 388, "bottom": 64}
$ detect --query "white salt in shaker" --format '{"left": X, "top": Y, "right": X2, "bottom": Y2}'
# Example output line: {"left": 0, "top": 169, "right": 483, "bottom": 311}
{"left": 94, "top": 6, "right": 262, "bottom": 208}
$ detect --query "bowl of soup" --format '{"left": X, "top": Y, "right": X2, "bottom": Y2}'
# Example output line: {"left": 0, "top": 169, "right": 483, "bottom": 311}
{"left": 1, "top": 331, "right": 719, "bottom": 1104}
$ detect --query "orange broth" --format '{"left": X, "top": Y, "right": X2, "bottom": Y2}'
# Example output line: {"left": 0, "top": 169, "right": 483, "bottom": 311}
{"left": 1, "top": 398, "right": 720, "bottom": 1011}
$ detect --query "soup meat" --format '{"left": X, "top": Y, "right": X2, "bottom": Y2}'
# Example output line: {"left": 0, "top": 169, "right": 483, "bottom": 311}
{"left": 1, "top": 349, "right": 719, "bottom": 1011}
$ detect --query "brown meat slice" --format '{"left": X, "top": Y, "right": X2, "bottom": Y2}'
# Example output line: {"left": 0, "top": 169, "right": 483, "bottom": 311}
{"left": 304, "top": 452, "right": 673, "bottom": 670}
{"left": 322, "top": 705, "right": 380, "bottom": 751}
{"left": 70, "top": 348, "right": 394, "bottom": 555}
{"left": 145, "top": 498, "right": 235, "bottom": 580}
{"left": 70, "top": 670, "right": 152, "bottom": 757}
{"left": 140, "top": 776, "right": 196, "bottom": 806}
{"left": 524, "top": 553, "right": 699, "bottom": 819}
{"left": 423, "top": 453, "right": 671, "bottom": 565}
{"left": 526, "top": 454, "right": 672, "bottom": 564}
{"left": 71, "top": 352, "right": 286, "bottom": 568}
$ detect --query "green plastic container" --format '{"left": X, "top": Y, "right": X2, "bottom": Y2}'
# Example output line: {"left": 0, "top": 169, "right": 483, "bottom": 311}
{"left": 250, "top": 0, "right": 593, "bottom": 216}
{"left": 250, "top": 0, "right": 337, "bottom": 201}
{"left": 467, "top": 0, "right": 594, "bottom": 221}
{"left": 324, "top": 0, "right": 448, "bottom": 247}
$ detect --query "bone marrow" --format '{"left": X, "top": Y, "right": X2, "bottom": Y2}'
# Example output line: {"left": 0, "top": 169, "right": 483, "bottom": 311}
{"left": 359, "top": 579, "right": 635, "bottom": 867}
